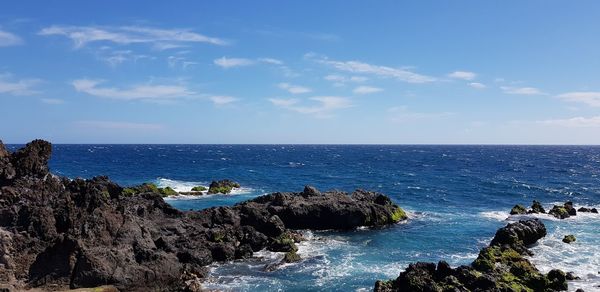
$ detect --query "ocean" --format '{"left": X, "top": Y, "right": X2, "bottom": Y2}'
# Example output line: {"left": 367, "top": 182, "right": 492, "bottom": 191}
{"left": 8, "top": 144, "right": 600, "bottom": 291}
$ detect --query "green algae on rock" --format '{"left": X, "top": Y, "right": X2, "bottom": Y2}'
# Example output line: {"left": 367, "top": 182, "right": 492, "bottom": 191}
{"left": 510, "top": 204, "right": 527, "bottom": 215}
{"left": 374, "top": 219, "right": 569, "bottom": 292}
{"left": 562, "top": 235, "right": 576, "bottom": 244}
{"left": 191, "top": 186, "right": 207, "bottom": 192}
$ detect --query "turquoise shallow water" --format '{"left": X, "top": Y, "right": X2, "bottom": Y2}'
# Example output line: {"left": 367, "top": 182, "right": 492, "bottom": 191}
{"left": 8, "top": 144, "right": 600, "bottom": 291}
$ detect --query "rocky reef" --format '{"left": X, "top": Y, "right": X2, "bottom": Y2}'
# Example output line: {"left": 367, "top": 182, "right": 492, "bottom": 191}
{"left": 0, "top": 140, "right": 407, "bottom": 291}
{"left": 510, "top": 200, "right": 598, "bottom": 219}
{"left": 207, "top": 179, "right": 240, "bottom": 194}
{"left": 374, "top": 219, "right": 569, "bottom": 291}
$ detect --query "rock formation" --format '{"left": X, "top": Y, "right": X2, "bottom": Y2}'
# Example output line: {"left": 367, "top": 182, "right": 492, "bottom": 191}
{"left": 374, "top": 219, "right": 569, "bottom": 291}
{"left": 0, "top": 140, "right": 407, "bottom": 291}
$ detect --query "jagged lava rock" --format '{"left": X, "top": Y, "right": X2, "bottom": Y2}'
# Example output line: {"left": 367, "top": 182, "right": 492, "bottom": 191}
{"left": 0, "top": 140, "right": 406, "bottom": 291}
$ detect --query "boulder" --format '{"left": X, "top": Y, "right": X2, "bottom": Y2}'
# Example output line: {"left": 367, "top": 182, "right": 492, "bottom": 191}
{"left": 510, "top": 204, "right": 527, "bottom": 215}
{"left": 549, "top": 205, "right": 571, "bottom": 219}
{"left": 531, "top": 200, "right": 546, "bottom": 213}
{"left": 562, "top": 235, "right": 576, "bottom": 244}
{"left": 207, "top": 179, "right": 241, "bottom": 194}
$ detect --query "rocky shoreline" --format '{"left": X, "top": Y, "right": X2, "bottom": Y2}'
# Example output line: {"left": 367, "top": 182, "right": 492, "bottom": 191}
{"left": 374, "top": 219, "right": 570, "bottom": 291}
{"left": 0, "top": 140, "right": 407, "bottom": 291}
{"left": 0, "top": 140, "right": 585, "bottom": 291}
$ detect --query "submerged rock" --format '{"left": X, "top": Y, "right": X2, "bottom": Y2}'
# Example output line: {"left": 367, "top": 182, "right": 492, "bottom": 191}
{"left": 0, "top": 140, "right": 406, "bottom": 291}
{"left": 374, "top": 219, "right": 568, "bottom": 291}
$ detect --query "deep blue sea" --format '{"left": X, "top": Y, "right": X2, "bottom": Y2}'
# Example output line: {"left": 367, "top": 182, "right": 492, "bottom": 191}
{"left": 7, "top": 144, "right": 600, "bottom": 291}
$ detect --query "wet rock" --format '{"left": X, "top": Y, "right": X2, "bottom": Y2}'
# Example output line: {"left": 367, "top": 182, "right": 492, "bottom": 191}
{"left": 510, "top": 204, "right": 527, "bottom": 215}
{"left": 191, "top": 186, "right": 207, "bottom": 192}
{"left": 578, "top": 207, "right": 598, "bottom": 214}
{"left": 531, "top": 200, "right": 546, "bottom": 213}
{"left": 207, "top": 179, "right": 240, "bottom": 194}
{"left": 490, "top": 219, "right": 546, "bottom": 246}
{"left": 564, "top": 201, "right": 577, "bottom": 216}
{"left": 566, "top": 271, "right": 580, "bottom": 280}
{"left": 549, "top": 205, "right": 571, "bottom": 219}
{"left": 374, "top": 219, "right": 568, "bottom": 292}
{"left": 562, "top": 235, "right": 576, "bottom": 244}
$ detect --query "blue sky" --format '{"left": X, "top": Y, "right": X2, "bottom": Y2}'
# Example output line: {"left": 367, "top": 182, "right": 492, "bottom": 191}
{"left": 1, "top": 1, "right": 600, "bottom": 144}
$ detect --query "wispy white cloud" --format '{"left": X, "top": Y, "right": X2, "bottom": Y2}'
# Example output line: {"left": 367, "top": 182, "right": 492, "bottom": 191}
{"left": 448, "top": 71, "right": 476, "bottom": 81}
{"left": 324, "top": 74, "right": 368, "bottom": 87}
{"left": 214, "top": 57, "right": 286, "bottom": 69}
{"left": 0, "top": 29, "right": 22, "bottom": 47}
{"left": 72, "top": 79, "right": 194, "bottom": 101}
{"left": 258, "top": 58, "right": 283, "bottom": 65}
{"left": 269, "top": 96, "right": 351, "bottom": 117}
{"left": 500, "top": 86, "right": 544, "bottom": 95}
{"left": 214, "top": 57, "right": 255, "bottom": 68}
{"left": 353, "top": 86, "right": 383, "bottom": 95}
{"left": 537, "top": 116, "right": 600, "bottom": 128}
{"left": 75, "top": 120, "right": 165, "bottom": 131}
{"left": 469, "top": 82, "right": 486, "bottom": 89}
{"left": 0, "top": 73, "right": 41, "bottom": 95}
{"left": 557, "top": 92, "right": 600, "bottom": 107}
{"left": 388, "top": 106, "right": 455, "bottom": 123}
{"left": 167, "top": 55, "right": 197, "bottom": 69}
{"left": 278, "top": 82, "right": 311, "bottom": 94}
{"left": 314, "top": 55, "right": 435, "bottom": 83}
{"left": 209, "top": 95, "right": 238, "bottom": 105}
{"left": 39, "top": 25, "right": 226, "bottom": 48}
{"left": 41, "top": 98, "right": 65, "bottom": 104}
{"left": 98, "top": 48, "right": 152, "bottom": 66}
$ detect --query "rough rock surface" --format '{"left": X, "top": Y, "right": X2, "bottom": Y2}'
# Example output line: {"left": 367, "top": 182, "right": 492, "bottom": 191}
{"left": 0, "top": 140, "right": 407, "bottom": 291}
{"left": 374, "top": 219, "right": 569, "bottom": 291}
{"left": 207, "top": 179, "right": 240, "bottom": 194}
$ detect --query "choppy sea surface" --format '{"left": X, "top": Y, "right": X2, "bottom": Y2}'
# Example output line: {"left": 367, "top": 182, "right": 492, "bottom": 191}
{"left": 8, "top": 144, "right": 600, "bottom": 291}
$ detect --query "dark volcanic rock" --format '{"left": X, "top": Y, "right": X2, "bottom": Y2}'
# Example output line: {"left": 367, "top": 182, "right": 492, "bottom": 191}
{"left": 530, "top": 200, "right": 546, "bottom": 214}
{"left": 490, "top": 218, "right": 546, "bottom": 246}
{"left": 243, "top": 188, "right": 407, "bottom": 230}
{"left": 0, "top": 140, "right": 406, "bottom": 291}
{"left": 549, "top": 204, "right": 571, "bottom": 219}
{"left": 374, "top": 219, "right": 568, "bottom": 292}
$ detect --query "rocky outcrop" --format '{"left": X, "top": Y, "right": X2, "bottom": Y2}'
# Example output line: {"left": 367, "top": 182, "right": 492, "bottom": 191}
{"left": 374, "top": 219, "right": 568, "bottom": 291}
{"left": 510, "top": 204, "right": 527, "bottom": 215}
{"left": 207, "top": 179, "right": 240, "bottom": 194}
{"left": 530, "top": 200, "right": 546, "bottom": 214}
{"left": 510, "top": 200, "right": 597, "bottom": 219}
{"left": 577, "top": 207, "right": 598, "bottom": 213}
{"left": 0, "top": 140, "right": 407, "bottom": 291}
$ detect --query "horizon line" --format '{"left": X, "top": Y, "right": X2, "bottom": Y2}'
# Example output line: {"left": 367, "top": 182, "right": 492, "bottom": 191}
{"left": 4, "top": 142, "right": 600, "bottom": 147}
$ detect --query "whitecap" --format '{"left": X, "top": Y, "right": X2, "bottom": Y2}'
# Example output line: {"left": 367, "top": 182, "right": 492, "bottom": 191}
{"left": 528, "top": 216, "right": 600, "bottom": 292}
{"left": 156, "top": 177, "right": 207, "bottom": 193}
